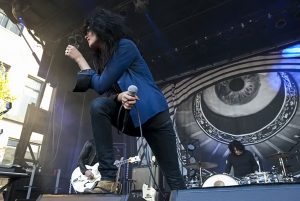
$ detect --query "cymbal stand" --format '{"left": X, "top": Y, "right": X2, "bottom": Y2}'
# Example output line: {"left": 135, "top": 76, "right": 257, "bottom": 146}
{"left": 254, "top": 154, "right": 261, "bottom": 172}
{"left": 278, "top": 157, "right": 287, "bottom": 176}
{"left": 199, "top": 167, "right": 203, "bottom": 186}
{"left": 295, "top": 150, "right": 300, "bottom": 166}
{"left": 202, "top": 168, "right": 214, "bottom": 176}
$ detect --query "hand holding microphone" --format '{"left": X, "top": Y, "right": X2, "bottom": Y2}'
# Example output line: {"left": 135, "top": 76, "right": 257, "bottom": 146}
{"left": 120, "top": 85, "right": 139, "bottom": 110}
{"left": 65, "top": 45, "right": 82, "bottom": 59}
{"left": 120, "top": 85, "right": 138, "bottom": 132}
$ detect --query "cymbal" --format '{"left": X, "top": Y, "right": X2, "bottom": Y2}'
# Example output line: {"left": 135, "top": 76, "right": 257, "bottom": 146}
{"left": 187, "top": 162, "right": 218, "bottom": 169}
{"left": 267, "top": 152, "right": 289, "bottom": 159}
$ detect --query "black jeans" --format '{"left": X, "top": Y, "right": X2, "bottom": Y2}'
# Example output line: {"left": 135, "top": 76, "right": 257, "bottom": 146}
{"left": 90, "top": 97, "right": 185, "bottom": 190}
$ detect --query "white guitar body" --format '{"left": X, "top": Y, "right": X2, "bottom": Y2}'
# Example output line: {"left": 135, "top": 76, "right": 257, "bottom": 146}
{"left": 71, "top": 163, "right": 101, "bottom": 193}
{"left": 71, "top": 156, "right": 140, "bottom": 193}
{"left": 142, "top": 156, "right": 157, "bottom": 201}
{"left": 142, "top": 184, "right": 157, "bottom": 201}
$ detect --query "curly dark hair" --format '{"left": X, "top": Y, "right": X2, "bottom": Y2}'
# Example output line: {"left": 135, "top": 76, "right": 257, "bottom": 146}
{"left": 228, "top": 140, "right": 245, "bottom": 154}
{"left": 82, "top": 8, "right": 133, "bottom": 71}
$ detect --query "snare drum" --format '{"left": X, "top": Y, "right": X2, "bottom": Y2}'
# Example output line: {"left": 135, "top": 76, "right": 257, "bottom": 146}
{"left": 202, "top": 174, "right": 239, "bottom": 187}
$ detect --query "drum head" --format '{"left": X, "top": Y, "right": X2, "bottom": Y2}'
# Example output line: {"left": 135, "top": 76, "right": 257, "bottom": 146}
{"left": 202, "top": 174, "right": 239, "bottom": 187}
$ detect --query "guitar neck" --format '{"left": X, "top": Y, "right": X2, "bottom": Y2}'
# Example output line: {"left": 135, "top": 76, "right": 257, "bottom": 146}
{"left": 115, "top": 159, "right": 130, "bottom": 167}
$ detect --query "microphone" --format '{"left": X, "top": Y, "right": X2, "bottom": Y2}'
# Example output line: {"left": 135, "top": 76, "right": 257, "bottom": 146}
{"left": 67, "top": 34, "right": 82, "bottom": 49}
{"left": 122, "top": 85, "right": 138, "bottom": 132}
{"left": 127, "top": 85, "right": 138, "bottom": 97}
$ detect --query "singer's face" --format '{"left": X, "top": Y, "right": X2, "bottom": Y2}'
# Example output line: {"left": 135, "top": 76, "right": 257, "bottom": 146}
{"left": 85, "top": 30, "right": 98, "bottom": 48}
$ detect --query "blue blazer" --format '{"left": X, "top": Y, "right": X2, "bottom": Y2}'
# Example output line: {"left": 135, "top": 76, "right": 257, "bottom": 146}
{"left": 74, "top": 39, "right": 168, "bottom": 127}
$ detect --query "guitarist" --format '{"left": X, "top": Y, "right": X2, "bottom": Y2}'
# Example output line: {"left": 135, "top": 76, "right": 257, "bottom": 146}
{"left": 78, "top": 139, "right": 98, "bottom": 180}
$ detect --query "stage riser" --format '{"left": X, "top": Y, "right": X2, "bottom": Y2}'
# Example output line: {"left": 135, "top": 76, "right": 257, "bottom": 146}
{"left": 170, "top": 184, "right": 300, "bottom": 201}
{"left": 37, "top": 194, "right": 128, "bottom": 201}
{"left": 37, "top": 194, "right": 147, "bottom": 201}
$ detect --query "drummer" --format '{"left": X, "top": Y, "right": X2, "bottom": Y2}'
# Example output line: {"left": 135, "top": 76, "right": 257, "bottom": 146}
{"left": 224, "top": 140, "right": 258, "bottom": 178}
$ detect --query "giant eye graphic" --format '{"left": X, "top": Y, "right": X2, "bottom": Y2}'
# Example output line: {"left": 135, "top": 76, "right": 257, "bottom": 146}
{"left": 193, "top": 72, "right": 298, "bottom": 145}
{"left": 174, "top": 71, "right": 300, "bottom": 173}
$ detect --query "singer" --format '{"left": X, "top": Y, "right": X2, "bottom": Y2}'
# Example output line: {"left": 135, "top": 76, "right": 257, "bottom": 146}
{"left": 224, "top": 140, "right": 259, "bottom": 178}
{"left": 65, "top": 8, "right": 185, "bottom": 193}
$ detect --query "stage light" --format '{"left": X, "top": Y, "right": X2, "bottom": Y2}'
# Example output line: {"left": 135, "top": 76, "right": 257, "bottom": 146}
{"left": 187, "top": 144, "right": 195, "bottom": 151}
{"left": 0, "top": 102, "right": 12, "bottom": 116}
{"left": 6, "top": 102, "right": 12, "bottom": 110}
{"left": 132, "top": 0, "right": 149, "bottom": 13}
{"left": 189, "top": 156, "right": 196, "bottom": 163}
{"left": 268, "top": 13, "right": 272, "bottom": 19}
{"left": 282, "top": 44, "right": 300, "bottom": 58}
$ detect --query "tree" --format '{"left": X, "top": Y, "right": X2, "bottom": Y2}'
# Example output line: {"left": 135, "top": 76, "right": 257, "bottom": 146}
{"left": 0, "top": 61, "right": 15, "bottom": 117}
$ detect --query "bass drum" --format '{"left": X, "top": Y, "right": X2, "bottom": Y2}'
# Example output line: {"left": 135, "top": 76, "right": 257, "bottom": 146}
{"left": 202, "top": 174, "right": 239, "bottom": 187}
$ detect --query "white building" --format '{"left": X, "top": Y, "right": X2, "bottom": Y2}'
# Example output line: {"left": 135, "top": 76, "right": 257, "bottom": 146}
{"left": 0, "top": 9, "right": 52, "bottom": 166}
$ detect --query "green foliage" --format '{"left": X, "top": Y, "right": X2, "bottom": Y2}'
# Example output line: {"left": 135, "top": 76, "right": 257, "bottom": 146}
{"left": 0, "top": 61, "right": 16, "bottom": 117}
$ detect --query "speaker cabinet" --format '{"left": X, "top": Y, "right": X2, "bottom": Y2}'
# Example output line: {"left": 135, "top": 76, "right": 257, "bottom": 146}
{"left": 132, "top": 167, "right": 159, "bottom": 190}
{"left": 37, "top": 194, "right": 128, "bottom": 201}
{"left": 170, "top": 183, "right": 300, "bottom": 201}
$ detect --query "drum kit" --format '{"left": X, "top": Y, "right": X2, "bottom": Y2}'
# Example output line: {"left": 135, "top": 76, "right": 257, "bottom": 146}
{"left": 185, "top": 161, "right": 217, "bottom": 188}
{"left": 185, "top": 152, "right": 297, "bottom": 189}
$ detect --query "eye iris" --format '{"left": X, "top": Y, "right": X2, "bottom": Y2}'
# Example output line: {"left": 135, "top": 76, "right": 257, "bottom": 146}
{"left": 215, "top": 74, "right": 260, "bottom": 105}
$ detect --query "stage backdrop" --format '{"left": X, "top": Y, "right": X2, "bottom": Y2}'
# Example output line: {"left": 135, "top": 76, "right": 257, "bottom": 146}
{"left": 161, "top": 48, "right": 300, "bottom": 175}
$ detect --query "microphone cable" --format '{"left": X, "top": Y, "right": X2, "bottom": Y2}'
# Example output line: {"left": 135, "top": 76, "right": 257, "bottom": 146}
{"left": 116, "top": 104, "right": 124, "bottom": 135}
{"left": 115, "top": 89, "right": 167, "bottom": 201}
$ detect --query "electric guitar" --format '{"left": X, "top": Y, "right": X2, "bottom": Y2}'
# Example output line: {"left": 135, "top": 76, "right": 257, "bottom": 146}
{"left": 71, "top": 156, "right": 140, "bottom": 193}
{"left": 142, "top": 156, "right": 157, "bottom": 201}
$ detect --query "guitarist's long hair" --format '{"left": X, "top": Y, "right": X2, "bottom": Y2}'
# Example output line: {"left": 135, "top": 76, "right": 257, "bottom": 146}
{"left": 82, "top": 8, "right": 135, "bottom": 72}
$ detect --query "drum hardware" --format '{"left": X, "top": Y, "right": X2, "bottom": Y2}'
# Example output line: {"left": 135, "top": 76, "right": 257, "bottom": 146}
{"left": 294, "top": 150, "right": 300, "bottom": 165}
{"left": 267, "top": 152, "right": 289, "bottom": 177}
{"left": 267, "top": 152, "right": 289, "bottom": 159}
{"left": 200, "top": 167, "right": 203, "bottom": 185}
{"left": 283, "top": 174, "right": 295, "bottom": 183}
{"left": 186, "top": 162, "right": 217, "bottom": 186}
{"left": 188, "top": 177, "right": 201, "bottom": 188}
{"left": 240, "top": 172, "right": 279, "bottom": 184}
{"left": 279, "top": 157, "right": 287, "bottom": 176}
{"left": 185, "top": 173, "right": 202, "bottom": 189}
{"left": 240, "top": 171, "right": 298, "bottom": 185}
{"left": 254, "top": 154, "right": 261, "bottom": 172}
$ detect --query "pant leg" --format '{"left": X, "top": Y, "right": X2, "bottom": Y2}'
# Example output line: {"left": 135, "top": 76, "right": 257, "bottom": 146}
{"left": 142, "top": 111, "right": 186, "bottom": 190}
{"left": 90, "top": 97, "right": 119, "bottom": 180}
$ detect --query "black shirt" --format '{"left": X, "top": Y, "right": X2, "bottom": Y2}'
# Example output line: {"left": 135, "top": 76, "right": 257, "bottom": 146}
{"left": 225, "top": 150, "right": 258, "bottom": 178}
{"left": 78, "top": 140, "right": 98, "bottom": 175}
